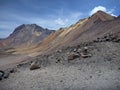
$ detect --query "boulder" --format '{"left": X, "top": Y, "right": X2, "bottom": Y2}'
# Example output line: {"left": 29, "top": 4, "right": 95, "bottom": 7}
{"left": 68, "top": 53, "right": 79, "bottom": 62}
{"left": 77, "top": 48, "right": 82, "bottom": 53}
{"left": 55, "top": 59, "right": 61, "bottom": 63}
{"left": 80, "top": 47, "right": 92, "bottom": 58}
{"left": 82, "top": 47, "right": 89, "bottom": 54}
{"left": 0, "top": 77, "right": 2, "bottom": 80}
{"left": 73, "top": 48, "right": 77, "bottom": 52}
{"left": 0, "top": 70, "right": 4, "bottom": 80}
{"left": 80, "top": 52, "right": 92, "bottom": 58}
{"left": 113, "top": 38, "right": 120, "bottom": 42}
{"left": 30, "top": 61, "right": 40, "bottom": 70}
{"left": 58, "top": 49, "right": 62, "bottom": 53}
{"left": 3, "top": 72, "right": 9, "bottom": 79}
{"left": 7, "top": 68, "right": 17, "bottom": 73}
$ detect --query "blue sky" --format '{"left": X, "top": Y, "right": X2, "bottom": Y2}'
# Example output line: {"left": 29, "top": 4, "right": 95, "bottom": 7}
{"left": 0, "top": 0, "right": 120, "bottom": 38}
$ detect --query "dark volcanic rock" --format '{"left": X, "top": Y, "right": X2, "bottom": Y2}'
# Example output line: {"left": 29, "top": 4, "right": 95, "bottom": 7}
{"left": 3, "top": 72, "right": 9, "bottom": 79}
{"left": 0, "top": 70, "right": 4, "bottom": 80}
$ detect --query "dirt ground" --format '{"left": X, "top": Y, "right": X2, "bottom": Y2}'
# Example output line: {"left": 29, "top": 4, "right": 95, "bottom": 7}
{"left": 0, "top": 42, "right": 120, "bottom": 90}
{"left": 0, "top": 54, "right": 30, "bottom": 70}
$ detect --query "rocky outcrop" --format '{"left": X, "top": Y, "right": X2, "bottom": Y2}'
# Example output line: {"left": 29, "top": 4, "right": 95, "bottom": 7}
{"left": 67, "top": 46, "right": 92, "bottom": 62}
{"left": 94, "top": 33, "right": 120, "bottom": 43}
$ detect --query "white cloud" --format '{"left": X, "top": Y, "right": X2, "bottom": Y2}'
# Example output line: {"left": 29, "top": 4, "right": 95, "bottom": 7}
{"left": 54, "top": 12, "right": 83, "bottom": 27}
{"left": 107, "top": 9, "right": 116, "bottom": 17}
{"left": 90, "top": 6, "right": 106, "bottom": 15}
{"left": 89, "top": 6, "right": 116, "bottom": 16}
{"left": 55, "top": 18, "right": 68, "bottom": 25}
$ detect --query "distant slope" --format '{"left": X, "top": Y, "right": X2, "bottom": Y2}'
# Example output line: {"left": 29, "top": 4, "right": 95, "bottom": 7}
{"left": 0, "top": 24, "right": 55, "bottom": 48}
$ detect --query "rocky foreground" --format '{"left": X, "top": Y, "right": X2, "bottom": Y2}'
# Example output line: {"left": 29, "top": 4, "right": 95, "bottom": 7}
{"left": 0, "top": 38, "right": 120, "bottom": 90}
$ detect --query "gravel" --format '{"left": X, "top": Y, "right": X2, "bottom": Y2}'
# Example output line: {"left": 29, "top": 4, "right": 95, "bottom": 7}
{"left": 0, "top": 42, "right": 120, "bottom": 90}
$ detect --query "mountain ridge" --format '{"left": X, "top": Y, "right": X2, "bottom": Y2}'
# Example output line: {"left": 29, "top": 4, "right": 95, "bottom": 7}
{"left": 0, "top": 10, "right": 120, "bottom": 55}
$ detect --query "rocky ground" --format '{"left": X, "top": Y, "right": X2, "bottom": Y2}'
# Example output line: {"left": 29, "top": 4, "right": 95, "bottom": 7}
{"left": 0, "top": 40, "right": 120, "bottom": 90}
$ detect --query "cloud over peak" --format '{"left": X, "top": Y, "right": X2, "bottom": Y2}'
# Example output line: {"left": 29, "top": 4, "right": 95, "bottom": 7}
{"left": 89, "top": 6, "right": 116, "bottom": 17}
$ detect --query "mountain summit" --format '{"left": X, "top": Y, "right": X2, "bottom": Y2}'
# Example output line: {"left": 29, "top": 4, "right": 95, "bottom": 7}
{"left": 90, "top": 10, "right": 115, "bottom": 22}
{"left": 12, "top": 24, "right": 49, "bottom": 36}
{"left": 0, "top": 24, "right": 55, "bottom": 48}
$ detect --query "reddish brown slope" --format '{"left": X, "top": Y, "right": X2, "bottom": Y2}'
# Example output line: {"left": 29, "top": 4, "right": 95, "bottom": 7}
{"left": 73, "top": 17, "right": 120, "bottom": 45}
{"left": 11, "top": 11, "right": 120, "bottom": 55}
{"left": 39, "top": 11, "right": 115, "bottom": 52}
{"left": 60, "top": 11, "right": 115, "bottom": 45}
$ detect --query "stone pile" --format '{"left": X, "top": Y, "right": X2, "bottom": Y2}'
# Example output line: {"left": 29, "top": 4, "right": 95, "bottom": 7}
{"left": 94, "top": 34, "right": 120, "bottom": 42}
{"left": 67, "top": 46, "right": 92, "bottom": 62}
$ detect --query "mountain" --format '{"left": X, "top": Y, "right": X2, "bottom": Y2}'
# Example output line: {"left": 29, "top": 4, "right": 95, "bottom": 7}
{"left": 13, "top": 10, "right": 120, "bottom": 55}
{"left": 0, "top": 24, "right": 55, "bottom": 48}
{"left": 0, "top": 11, "right": 120, "bottom": 55}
